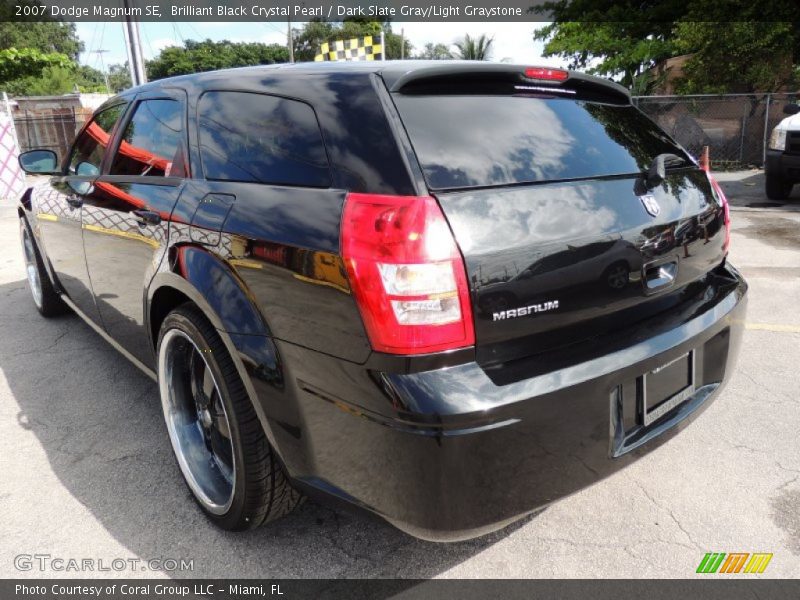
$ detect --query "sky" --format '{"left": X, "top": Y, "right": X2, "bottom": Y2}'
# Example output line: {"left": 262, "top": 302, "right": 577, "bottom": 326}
{"left": 75, "top": 21, "right": 568, "bottom": 71}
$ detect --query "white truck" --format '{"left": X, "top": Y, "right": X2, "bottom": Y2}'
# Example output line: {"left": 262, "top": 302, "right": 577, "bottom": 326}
{"left": 765, "top": 103, "right": 800, "bottom": 199}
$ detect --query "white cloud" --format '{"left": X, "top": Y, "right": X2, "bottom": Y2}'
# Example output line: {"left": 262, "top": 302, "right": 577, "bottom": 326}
{"left": 151, "top": 38, "right": 178, "bottom": 52}
{"left": 260, "top": 30, "right": 288, "bottom": 46}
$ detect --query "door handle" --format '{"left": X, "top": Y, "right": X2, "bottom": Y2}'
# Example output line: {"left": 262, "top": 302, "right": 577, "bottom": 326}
{"left": 66, "top": 195, "right": 83, "bottom": 209}
{"left": 132, "top": 210, "right": 162, "bottom": 227}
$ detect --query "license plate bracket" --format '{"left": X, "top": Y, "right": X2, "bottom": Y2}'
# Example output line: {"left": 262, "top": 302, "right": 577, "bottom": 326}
{"left": 642, "top": 351, "right": 695, "bottom": 427}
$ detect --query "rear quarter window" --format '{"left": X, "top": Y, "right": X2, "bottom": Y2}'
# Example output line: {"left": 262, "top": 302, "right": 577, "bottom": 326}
{"left": 393, "top": 94, "right": 689, "bottom": 189}
{"left": 198, "top": 91, "right": 330, "bottom": 187}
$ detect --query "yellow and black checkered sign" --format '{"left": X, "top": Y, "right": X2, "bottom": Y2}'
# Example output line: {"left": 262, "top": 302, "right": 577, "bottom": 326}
{"left": 314, "top": 36, "right": 383, "bottom": 62}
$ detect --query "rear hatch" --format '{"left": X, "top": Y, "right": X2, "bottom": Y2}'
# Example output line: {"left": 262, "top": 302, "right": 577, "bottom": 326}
{"left": 389, "top": 68, "right": 728, "bottom": 367}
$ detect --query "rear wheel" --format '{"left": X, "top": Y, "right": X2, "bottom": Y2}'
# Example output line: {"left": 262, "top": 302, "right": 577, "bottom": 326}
{"left": 765, "top": 172, "right": 793, "bottom": 200}
{"left": 157, "top": 304, "right": 302, "bottom": 530}
{"left": 19, "top": 217, "right": 67, "bottom": 317}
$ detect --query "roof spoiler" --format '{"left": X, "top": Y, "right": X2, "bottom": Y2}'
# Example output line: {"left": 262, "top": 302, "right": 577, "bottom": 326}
{"left": 385, "top": 63, "right": 631, "bottom": 103}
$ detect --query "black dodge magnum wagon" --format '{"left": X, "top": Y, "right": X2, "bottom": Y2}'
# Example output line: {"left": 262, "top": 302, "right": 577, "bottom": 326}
{"left": 18, "top": 62, "right": 746, "bottom": 541}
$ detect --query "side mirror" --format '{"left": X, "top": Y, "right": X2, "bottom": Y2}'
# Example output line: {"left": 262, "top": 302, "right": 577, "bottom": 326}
{"left": 75, "top": 161, "right": 100, "bottom": 177}
{"left": 783, "top": 104, "right": 800, "bottom": 115}
{"left": 18, "top": 149, "right": 59, "bottom": 174}
{"left": 68, "top": 179, "right": 94, "bottom": 196}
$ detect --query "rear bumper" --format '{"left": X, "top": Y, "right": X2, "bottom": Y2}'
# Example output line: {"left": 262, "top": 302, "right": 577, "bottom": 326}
{"left": 765, "top": 149, "right": 800, "bottom": 181}
{"left": 277, "top": 264, "right": 747, "bottom": 541}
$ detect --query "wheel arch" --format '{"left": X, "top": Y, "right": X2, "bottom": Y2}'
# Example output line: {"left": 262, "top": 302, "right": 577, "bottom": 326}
{"left": 147, "top": 247, "right": 286, "bottom": 457}
{"left": 147, "top": 245, "right": 273, "bottom": 343}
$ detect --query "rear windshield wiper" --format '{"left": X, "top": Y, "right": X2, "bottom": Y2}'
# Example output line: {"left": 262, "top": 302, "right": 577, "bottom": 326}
{"left": 635, "top": 153, "right": 692, "bottom": 194}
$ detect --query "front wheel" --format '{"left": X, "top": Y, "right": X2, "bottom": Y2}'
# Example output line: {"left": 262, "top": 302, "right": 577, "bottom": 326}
{"left": 157, "top": 305, "right": 302, "bottom": 530}
{"left": 19, "top": 217, "right": 67, "bottom": 317}
{"left": 765, "top": 172, "right": 793, "bottom": 200}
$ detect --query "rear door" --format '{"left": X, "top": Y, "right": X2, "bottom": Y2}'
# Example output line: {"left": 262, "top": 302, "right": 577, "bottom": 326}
{"left": 36, "top": 102, "right": 128, "bottom": 324}
{"left": 82, "top": 90, "right": 188, "bottom": 368}
{"left": 391, "top": 82, "right": 728, "bottom": 367}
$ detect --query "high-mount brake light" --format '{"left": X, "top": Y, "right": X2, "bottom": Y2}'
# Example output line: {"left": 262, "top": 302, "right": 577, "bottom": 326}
{"left": 524, "top": 67, "right": 569, "bottom": 82}
{"left": 341, "top": 193, "right": 475, "bottom": 355}
{"left": 707, "top": 174, "right": 731, "bottom": 253}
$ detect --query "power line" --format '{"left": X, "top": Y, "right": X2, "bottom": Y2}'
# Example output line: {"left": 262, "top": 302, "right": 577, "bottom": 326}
{"left": 84, "top": 22, "right": 99, "bottom": 66}
{"left": 185, "top": 22, "right": 203, "bottom": 40}
{"left": 92, "top": 49, "right": 111, "bottom": 93}
{"left": 139, "top": 22, "right": 156, "bottom": 58}
{"left": 95, "top": 22, "right": 106, "bottom": 68}
{"left": 171, "top": 22, "right": 185, "bottom": 46}
{"left": 260, "top": 21, "right": 287, "bottom": 37}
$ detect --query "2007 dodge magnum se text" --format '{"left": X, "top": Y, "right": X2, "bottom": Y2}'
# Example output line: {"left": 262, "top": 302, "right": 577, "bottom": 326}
{"left": 17, "top": 62, "right": 746, "bottom": 541}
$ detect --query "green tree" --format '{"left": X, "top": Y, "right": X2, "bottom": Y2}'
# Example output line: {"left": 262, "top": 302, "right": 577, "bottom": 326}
{"left": 107, "top": 63, "right": 132, "bottom": 93}
{"left": 292, "top": 20, "right": 411, "bottom": 62}
{"left": 533, "top": 20, "right": 679, "bottom": 88}
{"left": 0, "top": 14, "right": 83, "bottom": 60}
{"left": 74, "top": 65, "right": 108, "bottom": 92}
{"left": 453, "top": 34, "right": 494, "bottom": 60}
{"left": 146, "top": 39, "right": 290, "bottom": 80}
{"left": 532, "top": 0, "right": 800, "bottom": 93}
{"left": 415, "top": 43, "right": 452, "bottom": 60}
{"left": 0, "top": 11, "right": 88, "bottom": 95}
{"left": 0, "top": 48, "right": 111, "bottom": 95}
{"left": 0, "top": 47, "right": 71, "bottom": 83}
{"left": 5, "top": 65, "right": 76, "bottom": 96}
{"left": 292, "top": 20, "right": 336, "bottom": 62}
{"left": 674, "top": 22, "right": 797, "bottom": 93}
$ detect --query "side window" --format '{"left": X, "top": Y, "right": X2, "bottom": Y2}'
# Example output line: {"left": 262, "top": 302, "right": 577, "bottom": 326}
{"left": 198, "top": 91, "right": 330, "bottom": 187}
{"left": 110, "top": 99, "right": 185, "bottom": 177}
{"left": 67, "top": 103, "right": 126, "bottom": 176}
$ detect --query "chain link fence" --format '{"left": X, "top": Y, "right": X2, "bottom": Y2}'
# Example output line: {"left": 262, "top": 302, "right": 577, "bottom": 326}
{"left": 634, "top": 92, "right": 799, "bottom": 170}
{"left": 0, "top": 93, "right": 27, "bottom": 201}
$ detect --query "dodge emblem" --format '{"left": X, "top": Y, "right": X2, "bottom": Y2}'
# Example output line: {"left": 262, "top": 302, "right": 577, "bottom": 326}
{"left": 640, "top": 194, "right": 660, "bottom": 217}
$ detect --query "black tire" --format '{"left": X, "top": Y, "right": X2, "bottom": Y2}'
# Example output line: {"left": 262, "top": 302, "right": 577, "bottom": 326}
{"left": 19, "top": 217, "right": 68, "bottom": 318}
{"left": 157, "top": 304, "right": 302, "bottom": 530}
{"left": 765, "top": 172, "right": 793, "bottom": 200}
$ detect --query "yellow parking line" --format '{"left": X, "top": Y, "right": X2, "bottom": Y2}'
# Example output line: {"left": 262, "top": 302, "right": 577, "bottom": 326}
{"left": 745, "top": 322, "right": 800, "bottom": 333}
{"left": 229, "top": 258, "right": 263, "bottom": 270}
{"left": 82, "top": 224, "right": 159, "bottom": 248}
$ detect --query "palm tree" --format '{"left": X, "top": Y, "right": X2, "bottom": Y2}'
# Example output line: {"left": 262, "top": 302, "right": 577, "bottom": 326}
{"left": 452, "top": 34, "right": 494, "bottom": 61}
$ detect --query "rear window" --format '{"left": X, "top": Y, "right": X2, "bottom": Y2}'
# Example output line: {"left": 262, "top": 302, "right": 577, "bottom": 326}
{"left": 198, "top": 91, "right": 330, "bottom": 187}
{"left": 393, "top": 95, "right": 689, "bottom": 189}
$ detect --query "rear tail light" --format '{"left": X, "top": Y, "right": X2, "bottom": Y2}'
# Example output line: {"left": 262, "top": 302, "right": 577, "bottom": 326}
{"left": 707, "top": 174, "right": 731, "bottom": 252}
{"left": 341, "top": 193, "right": 475, "bottom": 355}
{"left": 524, "top": 67, "right": 569, "bottom": 82}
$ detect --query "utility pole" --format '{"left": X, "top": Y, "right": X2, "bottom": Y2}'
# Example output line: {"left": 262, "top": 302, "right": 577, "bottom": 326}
{"left": 287, "top": 18, "right": 294, "bottom": 63}
{"left": 400, "top": 28, "right": 404, "bottom": 60}
{"left": 132, "top": 19, "right": 147, "bottom": 84}
{"left": 121, "top": 22, "right": 136, "bottom": 87}
{"left": 122, "top": 0, "right": 146, "bottom": 86}
{"left": 380, "top": 30, "right": 386, "bottom": 61}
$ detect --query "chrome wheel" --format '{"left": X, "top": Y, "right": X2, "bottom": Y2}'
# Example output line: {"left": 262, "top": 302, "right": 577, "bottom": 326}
{"left": 159, "top": 329, "right": 235, "bottom": 514}
{"left": 20, "top": 221, "right": 43, "bottom": 309}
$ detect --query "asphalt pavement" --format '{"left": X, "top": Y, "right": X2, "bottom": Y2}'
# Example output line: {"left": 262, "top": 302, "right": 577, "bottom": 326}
{"left": 0, "top": 170, "right": 798, "bottom": 579}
